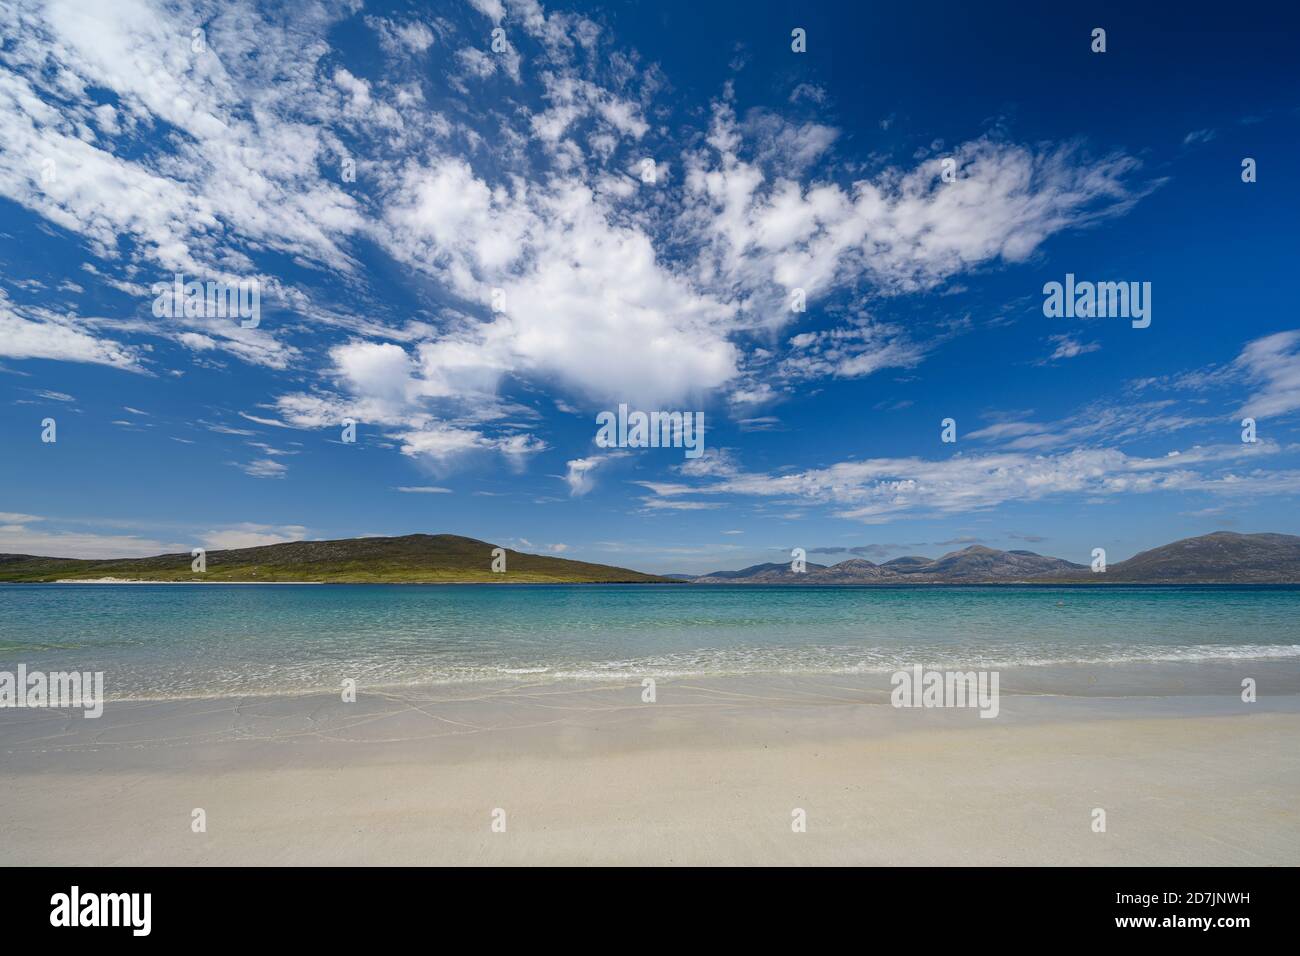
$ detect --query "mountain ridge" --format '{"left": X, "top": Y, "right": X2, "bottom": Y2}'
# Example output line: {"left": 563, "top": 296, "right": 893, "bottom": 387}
{"left": 689, "top": 532, "right": 1300, "bottom": 585}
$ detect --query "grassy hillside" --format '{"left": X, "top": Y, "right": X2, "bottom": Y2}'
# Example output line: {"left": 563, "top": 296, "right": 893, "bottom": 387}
{"left": 0, "top": 534, "right": 669, "bottom": 584}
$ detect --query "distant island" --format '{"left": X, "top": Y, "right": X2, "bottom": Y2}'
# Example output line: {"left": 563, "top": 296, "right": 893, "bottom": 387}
{"left": 2, "top": 531, "right": 1299, "bottom": 585}
{"left": 0, "top": 534, "right": 664, "bottom": 584}
{"left": 689, "top": 532, "right": 1300, "bottom": 585}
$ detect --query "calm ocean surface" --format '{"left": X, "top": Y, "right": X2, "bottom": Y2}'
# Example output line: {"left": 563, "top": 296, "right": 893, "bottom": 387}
{"left": 1, "top": 584, "right": 1298, "bottom": 699}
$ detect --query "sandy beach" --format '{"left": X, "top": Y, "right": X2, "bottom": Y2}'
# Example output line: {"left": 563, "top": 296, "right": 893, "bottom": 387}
{"left": 2, "top": 669, "right": 1297, "bottom": 866}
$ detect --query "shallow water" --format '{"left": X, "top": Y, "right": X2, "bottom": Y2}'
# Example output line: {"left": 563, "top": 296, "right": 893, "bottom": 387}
{"left": 1, "top": 583, "right": 1297, "bottom": 699}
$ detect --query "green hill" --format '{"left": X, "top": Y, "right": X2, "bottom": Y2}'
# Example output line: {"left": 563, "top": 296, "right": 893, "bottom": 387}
{"left": 0, "top": 534, "right": 669, "bottom": 584}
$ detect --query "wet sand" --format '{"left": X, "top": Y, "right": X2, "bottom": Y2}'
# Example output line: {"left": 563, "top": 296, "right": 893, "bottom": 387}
{"left": 1, "top": 672, "right": 1297, "bottom": 865}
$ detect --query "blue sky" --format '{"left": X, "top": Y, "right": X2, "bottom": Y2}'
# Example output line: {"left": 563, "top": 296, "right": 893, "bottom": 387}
{"left": 1, "top": 0, "right": 1298, "bottom": 574}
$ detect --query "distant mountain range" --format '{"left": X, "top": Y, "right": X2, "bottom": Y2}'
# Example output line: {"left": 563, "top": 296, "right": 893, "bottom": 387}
{"left": 689, "top": 533, "right": 1300, "bottom": 585}
{"left": 0, "top": 534, "right": 665, "bottom": 584}
{"left": 2, "top": 531, "right": 1298, "bottom": 586}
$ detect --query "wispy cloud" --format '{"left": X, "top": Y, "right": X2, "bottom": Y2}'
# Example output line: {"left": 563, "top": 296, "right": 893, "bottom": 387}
{"left": 235, "top": 458, "right": 288, "bottom": 479}
{"left": 641, "top": 440, "right": 1291, "bottom": 524}
{"left": 1235, "top": 330, "right": 1300, "bottom": 419}
{"left": 202, "top": 524, "right": 308, "bottom": 550}
{"left": 1044, "top": 334, "right": 1101, "bottom": 362}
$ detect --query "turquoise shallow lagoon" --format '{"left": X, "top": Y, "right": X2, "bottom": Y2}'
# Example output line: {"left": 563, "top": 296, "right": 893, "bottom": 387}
{"left": 1, "top": 583, "right": 1298, "bottom": 699}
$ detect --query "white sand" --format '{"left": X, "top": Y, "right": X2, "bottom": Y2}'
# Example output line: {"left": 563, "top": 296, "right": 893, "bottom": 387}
{"left": 1, "top": 675, "right": 1296, "bottom": 865}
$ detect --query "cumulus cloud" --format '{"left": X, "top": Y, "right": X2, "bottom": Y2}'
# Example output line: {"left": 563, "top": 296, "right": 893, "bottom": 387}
{"left": 378, "top": 158, "right": 741, "bottom": 408}
{"left": 0, "top": 0, "right": 1156, "bottom": 477}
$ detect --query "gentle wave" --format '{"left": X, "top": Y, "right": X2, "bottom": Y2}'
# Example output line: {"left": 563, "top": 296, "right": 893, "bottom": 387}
{"left": 84, "top": 643, "right": 1300, "bottom": 701}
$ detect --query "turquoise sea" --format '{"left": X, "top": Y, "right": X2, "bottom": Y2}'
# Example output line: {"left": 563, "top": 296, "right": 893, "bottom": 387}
{"left": 1, "top": 583, "right": 1298, "bottom": 699}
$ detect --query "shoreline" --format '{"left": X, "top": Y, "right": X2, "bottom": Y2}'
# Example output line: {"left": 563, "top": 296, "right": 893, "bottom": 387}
{"left": 8, "top": 657, "right": 1297, "bottom": 707}
{"left": 3, "top": 671, "right": 1297, "bottom": 865}
{"left": 6, "top": 579, "right": 1300, "bottom": 587}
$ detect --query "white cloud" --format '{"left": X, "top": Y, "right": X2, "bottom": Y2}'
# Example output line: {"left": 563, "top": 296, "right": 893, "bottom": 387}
{"left": 1235, "top": 330, "right": 1300, "bottom": 419}
{"left": 1046, "top": 335, "right": 1101, "bottom": 361}
{"left": 202, "top": 523, "right": 308, "bottom": 550}
{"left": 788, "top": 83, "right": 827, "bottom": 105}
{"left": 0, "top": 293, "right": 142, "bottom": 369}
{"left": 0, "top": 0, "right": 385, "bottom": 372}
{"left": 467, "top": 0, "right": 507, "bottom": 23}
{"left": 246, "top": 442, "right": 297, "bottom": 457}
{"left": 965, "top": 400, "right": 1213, "bottom": 452}
{"left": 238, "top": 411, "right": 290, "bottom": 428}
{"left": 333, "top": 341, "right": 415, "bottom": 407}
{"left": 780, "top": 321, "right": 927, "bottom": 381}
{"left": 564, "top": 452, "right": 626, "bottom": 496}
{"left": 273, "top": 337, "right": 544, "bottom": 466}
{"left": 237, "top": 458, "right": 288, "bottom": 479}
{"left": 0, "top": 0, "right": 367, "bottom": 278}
{"left": 683, "top": 97, "right": 1146, "bottom": 314}
{"left": 639, "top": 498, "right": 723, "bottom": 511}
{"left": 379, "top": 158, "right": 741, "bottom": 408}
{"left": 366, "top": 16, "right": 436, "bottom": 55}
{"left": 0, "top": 514, "right": 180, "bottom": 559}
{"left": 0, "top": 0, "right": 1160, "bottom": 483}
{"left": 645, "top": 440, "right": 1289, "bottom": 523}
